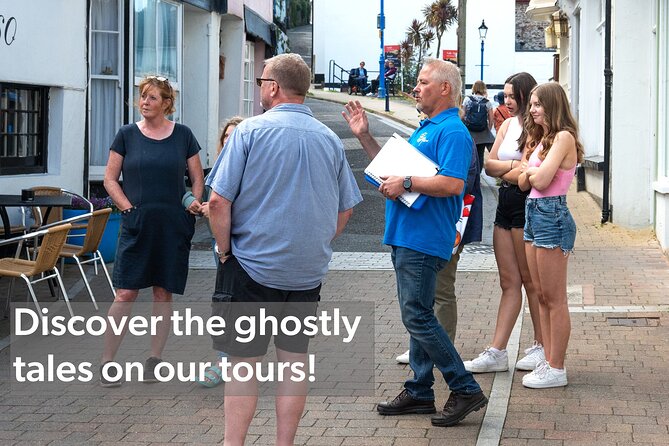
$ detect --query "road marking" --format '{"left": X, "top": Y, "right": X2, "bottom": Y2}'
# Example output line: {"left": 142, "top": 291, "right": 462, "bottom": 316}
{"left": 476, "top": 290, "right": 525, "bottom": 446}
{"left": 374, "top": 115, "right": 414, "bottom": 136}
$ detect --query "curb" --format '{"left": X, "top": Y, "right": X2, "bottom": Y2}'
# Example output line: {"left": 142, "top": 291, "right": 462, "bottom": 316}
{"left": 308, "top": 90, "right": 419, "bottom": 129}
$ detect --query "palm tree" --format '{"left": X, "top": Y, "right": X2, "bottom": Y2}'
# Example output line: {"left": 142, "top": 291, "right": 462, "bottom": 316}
{"left": 406, "top": 19, "right": 432, "bottom": 81}
{"left": 423, "top": 0, "right": 458, "bottom": 59}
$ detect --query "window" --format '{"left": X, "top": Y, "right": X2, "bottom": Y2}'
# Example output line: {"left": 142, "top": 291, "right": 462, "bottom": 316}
{"left": 89, "top": 0, "right": 123, "bottom": 175}
{"left": 133, "top": 0, "right": 182, "bottom": 121}
{"left": 242, "top": 41, "right": 255, "bottom": 117}
{"left": 0, "top": 83, "right": 48, "bottom": 175}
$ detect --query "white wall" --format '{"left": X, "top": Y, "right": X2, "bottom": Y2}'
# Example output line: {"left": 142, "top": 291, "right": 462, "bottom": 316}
{"left": 183, "top": 6, "right": 213, "bottom": 164}
{"left": 574, "top": 2, "right": 604, "bottom": 160}
{"left": 609, "top": 1, "right": 654, "bottom": 227}
{"left": 0, "top": 0, "right": 87, "bottom": 195}
{"left": 219, "top": 16, "right": 245, "bottom": 133}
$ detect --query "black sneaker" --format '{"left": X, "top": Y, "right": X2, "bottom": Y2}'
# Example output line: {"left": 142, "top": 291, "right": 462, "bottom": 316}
{"left": 143, "top": 357, "right": 162, "bottom": 383}
{"left": 99, "top": 362, "right": 122, "bottom": 388}
{"left": 376, "top": 389, "right": 436, "bottom": 415}
{"left": 430, "top": 391, "right": 488, "bottom": 427}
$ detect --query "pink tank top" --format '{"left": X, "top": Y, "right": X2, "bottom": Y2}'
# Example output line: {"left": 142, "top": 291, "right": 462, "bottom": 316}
{"left": 528, "top": 144, "right": 576, "bottom": 199}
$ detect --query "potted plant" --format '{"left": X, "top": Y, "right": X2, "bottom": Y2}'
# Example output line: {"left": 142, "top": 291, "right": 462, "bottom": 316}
{"left": 64, "top": 196, "right": 121, "bottom": 262}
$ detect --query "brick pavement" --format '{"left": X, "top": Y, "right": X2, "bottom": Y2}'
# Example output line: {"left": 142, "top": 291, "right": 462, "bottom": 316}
{"left": 1, "top": 94, "right": 668, "bottom": 444}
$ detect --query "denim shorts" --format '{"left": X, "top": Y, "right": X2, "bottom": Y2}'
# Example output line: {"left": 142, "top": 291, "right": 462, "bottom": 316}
{"left": 524, "top": 196, "right": 576, "bottom": 253}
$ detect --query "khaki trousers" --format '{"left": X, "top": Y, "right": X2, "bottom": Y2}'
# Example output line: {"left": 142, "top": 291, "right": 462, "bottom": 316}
{"left": 434, "top": 243, "right": 464, "bottom": 341}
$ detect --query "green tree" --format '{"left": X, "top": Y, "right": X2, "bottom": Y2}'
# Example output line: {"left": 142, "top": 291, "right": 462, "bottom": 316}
{"left": 422, "top": 0, "right": 458, "bottom": 59}
{"left": 406, "top": 19, "right": 435, "bottom": 84}
{"left": 288, "top": 0, "right": 311, "bottom": 28}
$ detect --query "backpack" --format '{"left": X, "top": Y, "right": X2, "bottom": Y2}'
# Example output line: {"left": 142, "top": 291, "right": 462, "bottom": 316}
{"left": 464, "top": 96, "right": 489, "bottom": 132}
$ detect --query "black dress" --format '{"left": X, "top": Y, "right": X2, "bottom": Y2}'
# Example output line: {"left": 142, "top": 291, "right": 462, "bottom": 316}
{"left": 110, "top": 123, "right": 200, "bottom": 294}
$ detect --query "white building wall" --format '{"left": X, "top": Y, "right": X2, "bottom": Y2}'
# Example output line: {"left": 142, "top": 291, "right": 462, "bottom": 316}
{"left": 654, "top": 1, "right": 669, "bottom": 252}
{"left": 183, "top": 6, "right": 214, "bottom": 164}
{"left": 609, "top": 0, "right": 654, "bottom": 227}
{"left": 0, "top": 0, "right": 87, "bottom": 194}
{"left": 218, "top": 16, "right": 245, "bottom": 128}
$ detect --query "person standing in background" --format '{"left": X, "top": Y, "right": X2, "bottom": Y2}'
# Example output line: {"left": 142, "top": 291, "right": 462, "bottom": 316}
{"left": 493, "top": 91, "right": 511, "bottom": 132}
{"left": 463, "top": 80, "right": 494, "bottom": 169}
{"left": 102, "top": 75, "right": 204, "bottom": 387}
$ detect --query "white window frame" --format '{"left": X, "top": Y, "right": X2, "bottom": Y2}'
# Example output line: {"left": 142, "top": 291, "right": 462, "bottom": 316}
{"left": 88, "top": 0, "right": 124, "bottom": 179}
{"left": 131, "top": 0, "right": 183, "bottom": 122}
{"left": 242, "top": 41, "right": 255, "bottom": 117}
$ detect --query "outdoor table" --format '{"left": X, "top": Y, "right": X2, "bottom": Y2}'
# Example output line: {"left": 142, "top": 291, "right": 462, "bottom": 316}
{"left": 0, "top": 194, "right": 72, "bottom": 240}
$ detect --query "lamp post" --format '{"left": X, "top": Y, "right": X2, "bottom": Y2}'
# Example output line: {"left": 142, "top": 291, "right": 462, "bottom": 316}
{"left": 377, "top": 0, "right": 388, "bottom": 110}
{"left": 478, "top": 20, "right": 488, "bottom": 81}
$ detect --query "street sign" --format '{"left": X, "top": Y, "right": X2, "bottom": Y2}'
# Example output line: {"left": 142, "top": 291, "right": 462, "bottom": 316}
{"left": 442, "top": 49, "right": 458, "bottom": 64}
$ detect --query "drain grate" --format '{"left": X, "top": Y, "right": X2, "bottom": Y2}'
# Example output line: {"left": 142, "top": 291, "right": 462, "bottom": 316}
{"left": 607, "top": 317, "right": 660, "bottom": 327}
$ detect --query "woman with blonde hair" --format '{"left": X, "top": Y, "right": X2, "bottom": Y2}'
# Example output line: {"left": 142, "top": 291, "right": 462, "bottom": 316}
{"left": 102, "top": 75, "right": 204, "bottom": 386}
{"left": 462, "top": 80, "right": 494, "bottom": 168}
{"left": 464, "top": 72, "right": 544, "bottom": 374}
{"left": 518, "top": 82, "right": 584, "bottom": 388}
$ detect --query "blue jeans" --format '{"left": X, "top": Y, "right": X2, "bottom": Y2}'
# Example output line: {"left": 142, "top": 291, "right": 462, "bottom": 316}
{"left": 392, "top": 246, "right": 481, "bottom": 400}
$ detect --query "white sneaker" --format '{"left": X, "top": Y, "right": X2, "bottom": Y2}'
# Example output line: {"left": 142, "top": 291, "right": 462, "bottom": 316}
{"left": 522, "top": 361, "right": 567, "bottom": 388}
{"left": 396, "top": 349, "right": 410, "bottom": 364}
{"left": 463, "top": 348, "right": 509, "bottom": 373}
{"left": 516, "top": 341, "right": 545, "bottom": 371}
{"left": 366, "top": 92, "right": 374, "bottom": 97}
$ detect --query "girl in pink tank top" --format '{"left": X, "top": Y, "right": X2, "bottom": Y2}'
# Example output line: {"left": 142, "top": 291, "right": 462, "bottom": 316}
{"left": 517, "top": 83, "right": 584, "bottom": 389}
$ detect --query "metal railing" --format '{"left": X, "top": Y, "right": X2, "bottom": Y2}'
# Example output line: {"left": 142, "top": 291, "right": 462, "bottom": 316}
{"left": 327, "top": 59, "right": 380, "bottom": 90}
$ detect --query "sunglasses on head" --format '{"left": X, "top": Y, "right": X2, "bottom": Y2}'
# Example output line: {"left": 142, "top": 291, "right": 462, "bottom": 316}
{"left": 146, "top": 75, "right": 169, "bottom": 83}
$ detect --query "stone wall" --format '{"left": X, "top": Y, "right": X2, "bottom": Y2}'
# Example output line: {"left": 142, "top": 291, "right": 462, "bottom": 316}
{"left": 515, "top": 0, "right": 551, "bottom": 51}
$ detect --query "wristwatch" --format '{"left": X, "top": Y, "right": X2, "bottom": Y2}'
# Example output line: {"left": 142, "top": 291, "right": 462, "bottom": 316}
{"left": 214, "top": 244, "right": 232, "bottom": 258}
{"left": 403, "top": 176, "right": 413, "bottom": 192}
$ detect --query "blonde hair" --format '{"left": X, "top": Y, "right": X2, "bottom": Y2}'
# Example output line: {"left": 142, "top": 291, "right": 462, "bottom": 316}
{"left": 422, "top": 58, "right": 461, "bottom": 103}
{"left": 471, "top": 80, "right": 487, "bottom": 96}
{"left": 137, "top": 75, "right": 176, "bottom": 115}
{"left": 525, "top": 82, "right": 584, "bottom": 163}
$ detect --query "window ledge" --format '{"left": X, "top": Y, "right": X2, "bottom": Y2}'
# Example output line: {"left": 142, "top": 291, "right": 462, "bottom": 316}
{"left": 583, "top": 155, "right": 605, "bottom": 172}
{"left": 653, "top": 178, "right": 669, "bottom": 195}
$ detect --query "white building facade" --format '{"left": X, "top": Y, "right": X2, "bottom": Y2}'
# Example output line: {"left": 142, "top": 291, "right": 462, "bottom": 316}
{"left": 0, "top": 0, "right": 276, "bottom": 202}
{"left": 530, "top": 0, "right": 669, "bottom": 253}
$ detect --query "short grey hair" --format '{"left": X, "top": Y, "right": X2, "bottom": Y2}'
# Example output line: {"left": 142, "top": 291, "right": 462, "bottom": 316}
{"left": 264, "top": 53, "right": 311, "bottom": 97}
{"left": 423, "top": 58, "right": 461, "bottom": 102}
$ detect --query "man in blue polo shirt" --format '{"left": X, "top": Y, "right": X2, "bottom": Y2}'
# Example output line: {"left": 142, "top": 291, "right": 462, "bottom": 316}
{"left": 342, "top": 58, "right": 488, "bottom": 427}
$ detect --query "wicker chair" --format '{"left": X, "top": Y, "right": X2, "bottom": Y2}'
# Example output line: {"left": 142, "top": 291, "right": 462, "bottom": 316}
{"left": 0, "top": 223, "right": 74, "bottom": 317}
{"left": 57, "top": 208, "right": 115, "bottom": 308}
{"left": 29, "top": 186, "right": 93, "bottom": 228}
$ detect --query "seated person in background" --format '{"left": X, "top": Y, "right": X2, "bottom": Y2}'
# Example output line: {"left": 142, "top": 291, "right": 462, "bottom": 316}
{"left": 348, "top": 61, "right": 368, "bottom": 94}
{"left": 493, "top": 91, "right": 511, "bottom": 132}
{"left": 367, "top": 60, "right": 398, "bottom": 96}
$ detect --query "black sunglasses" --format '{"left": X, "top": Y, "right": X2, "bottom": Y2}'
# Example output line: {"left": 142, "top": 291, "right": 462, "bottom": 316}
{"left": 256, "top": 78, "right": 276, "bottom": 87}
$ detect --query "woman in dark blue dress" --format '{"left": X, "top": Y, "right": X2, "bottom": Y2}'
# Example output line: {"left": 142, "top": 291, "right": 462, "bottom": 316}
{"left": 100, "top": 75, "right": 204, "bottom": 387}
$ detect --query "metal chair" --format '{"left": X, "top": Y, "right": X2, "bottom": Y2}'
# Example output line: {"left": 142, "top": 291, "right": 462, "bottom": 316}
{"left": 29, "top": 186, "right": 93, "bottom": 229}
{"left": 57, "top": 208, "right": 115, "bottom": 308}
{"left": 0, "top": 223, "right": 74, "bottom": 317}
